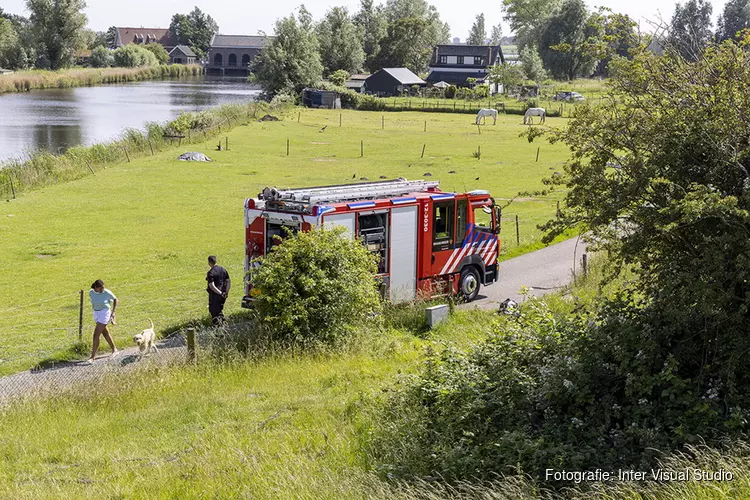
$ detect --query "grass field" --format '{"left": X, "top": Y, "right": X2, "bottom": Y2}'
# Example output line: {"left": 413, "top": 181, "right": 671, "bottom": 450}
{"left": 0, "top": 315, "right": 492, "bottom": 499}
{"left": 0, "top": 268, "right": 746, "bottom": 498}
{"left": 0, "top": 107, "right": 573, "bottom": 374}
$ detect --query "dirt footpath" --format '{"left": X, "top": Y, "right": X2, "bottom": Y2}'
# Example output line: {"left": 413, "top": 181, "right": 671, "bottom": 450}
{"left": 0, "top": 335, "right": 187, "bottom": 404}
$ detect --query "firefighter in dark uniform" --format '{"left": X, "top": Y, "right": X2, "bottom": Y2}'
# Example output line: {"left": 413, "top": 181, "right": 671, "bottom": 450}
{"left": 206, "top": 255, "right": 231, "bottom": 325}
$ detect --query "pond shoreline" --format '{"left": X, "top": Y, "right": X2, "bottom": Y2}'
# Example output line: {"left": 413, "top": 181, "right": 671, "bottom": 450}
{"left": 0, "top": 75, "right": 260, "bottom": 162}
{"left": 0, "top": 65, "right": 205, "bottom": 95}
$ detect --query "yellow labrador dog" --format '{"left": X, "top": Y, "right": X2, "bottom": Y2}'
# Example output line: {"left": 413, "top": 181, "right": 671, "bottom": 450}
{"left": 133, "top": 318, "right": 158, "bottom": 359}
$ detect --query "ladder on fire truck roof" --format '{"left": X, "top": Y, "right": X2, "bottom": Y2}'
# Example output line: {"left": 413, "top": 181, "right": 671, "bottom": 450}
{"left": 259, "top": 178, "right": 440, "bottom": 211}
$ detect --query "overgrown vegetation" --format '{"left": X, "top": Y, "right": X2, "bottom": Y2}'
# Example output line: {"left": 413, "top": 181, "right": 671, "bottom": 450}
{"left": 368, "top": 36, "right": 750, "bottom": 487}
{"left": 249, "top": 227, "right": 382, "bottom": 347}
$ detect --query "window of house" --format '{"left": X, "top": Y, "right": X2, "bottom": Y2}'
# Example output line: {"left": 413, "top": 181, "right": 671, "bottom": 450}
{"left": 228, "top": 53, "right": 237, "bottom": 66}
{"left": 474, "top": 56, "right": 484, "bottom": 65}
{"left": 432, "top": 202, "right": 454, "bottom": 252}
{"left": 439, "top": 55, "right": 447, "bottom": 64}
{"left": 456, "top": 56, "right": 464, "bottom": 65}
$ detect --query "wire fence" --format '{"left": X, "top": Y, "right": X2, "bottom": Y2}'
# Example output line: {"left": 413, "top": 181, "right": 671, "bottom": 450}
{"left": 379, "top": 96, "right": 606, "bottom": 117}
{"left": 0, "top": 260, "right": 245, "bottom": 376}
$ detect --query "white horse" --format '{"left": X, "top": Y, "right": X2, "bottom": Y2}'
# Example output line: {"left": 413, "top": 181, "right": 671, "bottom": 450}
{"left": 524, "top": 107, "right": 546, "bottom": 125}
{"left": 476, "top": 108, "right": 498, "bottom": 125}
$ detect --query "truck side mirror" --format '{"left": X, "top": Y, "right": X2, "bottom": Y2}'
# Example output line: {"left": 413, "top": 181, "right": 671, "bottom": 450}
{"left": 494, "top": 207, "right": 502, "bottom": 234}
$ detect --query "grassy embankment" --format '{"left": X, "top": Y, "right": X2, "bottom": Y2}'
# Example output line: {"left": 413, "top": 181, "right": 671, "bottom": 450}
{"left": 0, "top": 107, "right": 572, "bottom": 374}
{"left": 0, "top": 65, "right": 203, "bottom": 94}
{"left": 0, "top": 258, "right": 747, "bottom": 498}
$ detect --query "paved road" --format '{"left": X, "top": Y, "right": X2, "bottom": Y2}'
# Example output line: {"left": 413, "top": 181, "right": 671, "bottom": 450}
{"left": 467, "top": 236, "right": 588, "bottom": 310}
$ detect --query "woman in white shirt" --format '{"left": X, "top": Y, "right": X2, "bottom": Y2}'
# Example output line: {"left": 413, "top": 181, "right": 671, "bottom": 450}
{"left": 87, "top": 279, "right": 119, "bottom": 364}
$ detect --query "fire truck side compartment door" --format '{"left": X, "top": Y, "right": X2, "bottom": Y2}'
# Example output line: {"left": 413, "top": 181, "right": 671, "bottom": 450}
{"left": 390, "top": 206, "right": 418, "bottom": 303}
{"left": 323, "top": 213, "right": 355, "bottom": 238}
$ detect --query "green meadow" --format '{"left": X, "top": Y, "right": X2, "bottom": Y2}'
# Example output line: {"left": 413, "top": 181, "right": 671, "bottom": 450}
{"left": 0, "top": 107, "right": 572, "bottom": 373}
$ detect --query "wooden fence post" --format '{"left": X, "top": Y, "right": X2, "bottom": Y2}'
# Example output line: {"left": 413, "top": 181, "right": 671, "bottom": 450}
{"left": 421, "top": 144, "right": 426, "bottom": 158}
{"left": 424, "top": 120, "right": 427, "bottom": 132}
{"left": 582, "top": 253, "right": 588, "bottom": 278}
{"left": 515, "top": 215, "right": 520, "bottom": 245}
{"left": 536, "top": 147, "right": 540, "bottom": 162}
{"left": 286, "top": 139, "right": 290, "bottom": 156}
{"left": 86, "top": 160, "right": 95, "bottom": 175}
{"left": 381, "top": 115, "right": 384, "bottom": 129}
{"left": 187, "top": 328, "right": 196, "bottom": 363}
{"left": 477, "top": 145, "right": 481, "bottom": 160}
{"left": 148, "top": 140, "right": 154, "bottom": 156}
{"left": 123, "top": 147, "right": 130, "bottom": 162}
{"left": 9, "top": 177, "right": 16, "bottom": 199}
{"left": 78, "top": 290, "right": 84, "bottom": 342}
{"left": 360, "top": 140, "right": 364, "bottom": 157}
{"left": 298, "top": 112, "right": 300, "bottom": 122}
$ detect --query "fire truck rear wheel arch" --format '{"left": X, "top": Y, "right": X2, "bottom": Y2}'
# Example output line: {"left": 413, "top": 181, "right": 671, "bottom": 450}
{"left": 456, "top": 255, "right": 487, "bottom": 282}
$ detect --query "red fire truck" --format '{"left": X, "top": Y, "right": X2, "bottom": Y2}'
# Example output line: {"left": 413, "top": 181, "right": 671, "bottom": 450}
{"left": 243, "top": 178, "right": 501, "bottom": 306}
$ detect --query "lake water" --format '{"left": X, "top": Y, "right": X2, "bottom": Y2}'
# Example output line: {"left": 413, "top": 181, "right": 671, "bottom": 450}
{"left": 0, "top": 75, "right": 261, "bottom": 162}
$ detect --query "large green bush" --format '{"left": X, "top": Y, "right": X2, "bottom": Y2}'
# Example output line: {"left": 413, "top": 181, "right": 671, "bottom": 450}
{"left": 143, "top": 43, "right": 170, "bottom": 65}
{"left": 90, "top": 46, "right": 113, "bottom": 68}
{"left": 370, "top": 293, "right": 750, "bottom": 483}
{"left": 370, "top": 38, "right": 750, "bottom": 486}
{"left": 248, "top": 227, "right": 382, "bottom": 346}
{"left": 113, "top": 44, "right": 158, "bottom": 67}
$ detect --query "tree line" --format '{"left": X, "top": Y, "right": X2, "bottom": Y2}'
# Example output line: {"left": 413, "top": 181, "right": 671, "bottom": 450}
{"left": 1, "top": 0, "right": 749, "bottom": 91}
{"left": 0, "top": 2, "right": 218, "bottom": 70}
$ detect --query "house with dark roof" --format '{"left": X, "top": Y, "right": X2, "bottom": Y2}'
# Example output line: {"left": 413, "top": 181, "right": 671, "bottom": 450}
{"left": 206, "top": 35, "right": 273, "bottom": 75}
{"left": 364, "top": 68, "right": 425, "bottom": 96}
{"left": 169, "top": 45, "right": 197, "bottom": 65}
{"left": 114, "top": 27, "right": 177, "bottom": 52}
{"left": 426, "top": 45, "right": 504, "bottom": 90}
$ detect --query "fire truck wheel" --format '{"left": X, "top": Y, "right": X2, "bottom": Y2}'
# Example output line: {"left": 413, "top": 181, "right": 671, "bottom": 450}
{"left": 459, "top": 267, "right": 480, "bottom": 302}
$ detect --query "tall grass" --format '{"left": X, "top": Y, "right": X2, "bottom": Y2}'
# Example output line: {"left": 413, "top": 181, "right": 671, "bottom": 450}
{"left": 0, "top": 65, "right": 204, "bottom": 94}
{"left": 0, "top": 100, "right": 273, "bottom": 199}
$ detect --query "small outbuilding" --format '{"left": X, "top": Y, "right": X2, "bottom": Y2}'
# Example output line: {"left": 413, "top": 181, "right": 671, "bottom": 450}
{"left": 344, "top": 73, "right": 370, "bottom": 93}
{"left": 302, "top": 88, "right": 341, "bottom": 109}
{"left": 169, "top": 45, "right": 197, "bottom": 65}
{"left": 364, "top": 68, "right": 425, "bottom": 97}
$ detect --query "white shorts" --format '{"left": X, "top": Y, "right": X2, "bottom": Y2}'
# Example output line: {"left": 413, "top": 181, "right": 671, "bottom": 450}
{"left": 93, "top": 309, "right": 112, "bottom": 325}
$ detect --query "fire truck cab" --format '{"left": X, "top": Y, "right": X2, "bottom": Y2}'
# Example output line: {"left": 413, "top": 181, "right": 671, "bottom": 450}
{"left": 243, "top": 178, "right": 501, "bottom": 307}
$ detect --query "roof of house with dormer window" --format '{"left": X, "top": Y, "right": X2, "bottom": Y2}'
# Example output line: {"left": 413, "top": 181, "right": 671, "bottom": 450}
{"left": 430, "top": 45, "right": 504, "bottom": 66}
{"left": 115, "top": 27, "right": 177, "bottom": 49}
